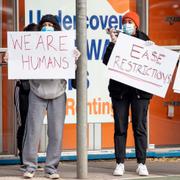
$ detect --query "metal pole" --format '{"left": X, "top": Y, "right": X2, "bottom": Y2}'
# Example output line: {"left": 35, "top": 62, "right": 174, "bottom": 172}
{"left": 145, "top": 0, "right": 150, "bottom": 149}
{"left": 137, "top": 0, "right": 151, "bottom": 148}
{"left": 14, "top": 0, "right": 19, "bottom": 31}
{"left": 76, "top": 0, "right": 88, "bottom": 179}
{"left": 146, "top": 0, "right": 149, "bottom": 35}
{"left": 136, "top": 0, "right": 148, "bottom": 34}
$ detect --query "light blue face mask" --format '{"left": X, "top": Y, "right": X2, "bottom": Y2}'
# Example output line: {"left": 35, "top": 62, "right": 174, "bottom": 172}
{"left": 41, "top": 26, "right": 54, "bottom": 32}
{"left": 122, "top": 23, "right": 135, "bottom": 35}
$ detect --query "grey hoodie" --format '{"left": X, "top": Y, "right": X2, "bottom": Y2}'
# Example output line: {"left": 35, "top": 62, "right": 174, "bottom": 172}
{"left": 30, "top": 79, "right": 66, "bottom": 99}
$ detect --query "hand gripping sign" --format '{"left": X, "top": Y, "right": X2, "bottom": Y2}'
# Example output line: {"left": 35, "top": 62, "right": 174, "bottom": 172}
{"left": 107, "top": 33, "right": 179, "bottom": 98}
{"left": 8, "top": 31, "right": 75, "bottom": 79}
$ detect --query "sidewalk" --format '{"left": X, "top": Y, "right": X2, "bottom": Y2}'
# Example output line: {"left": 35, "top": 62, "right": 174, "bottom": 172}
{"left": 0, "top": 158, "right": 180, "bottom": 180}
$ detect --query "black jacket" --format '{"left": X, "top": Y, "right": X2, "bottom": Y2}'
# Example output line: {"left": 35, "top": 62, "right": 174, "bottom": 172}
{"left": 103, "top": 30, "right": 153, "bottom": 100}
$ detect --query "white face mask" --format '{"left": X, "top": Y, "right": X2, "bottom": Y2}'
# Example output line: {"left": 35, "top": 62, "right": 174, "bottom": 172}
{"left": 122, "top": 23, "right": 135, "bottom": 35}
{"left": 41, "top": 26, "right": 54, "bottom": 32}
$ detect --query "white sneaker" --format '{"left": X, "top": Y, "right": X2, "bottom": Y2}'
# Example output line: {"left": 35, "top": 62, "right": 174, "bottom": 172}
{"left": 113, "top": 163, "right": 125, "bottom": 176}
{"left": 19, "top": 165, "right": 27, "bottom": 172}
{"left": 45, "top": 172, "right": 60, "bottom": 179}
{"left": 23, "top": 171, "right": 35, "bottom": 178}
{"left": 136, "top": 163, "right": 149, "bottom": 176}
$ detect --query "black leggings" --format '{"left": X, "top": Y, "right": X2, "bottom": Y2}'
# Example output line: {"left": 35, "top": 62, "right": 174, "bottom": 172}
{"left": 17, "top": 89, "right": 29, "bottom": 165}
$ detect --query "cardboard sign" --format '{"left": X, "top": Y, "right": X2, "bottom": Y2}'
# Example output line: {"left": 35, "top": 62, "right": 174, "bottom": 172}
{"left": 8, "top": 31, "right": 75, "bottom": 79}
{"left": 173, "top": 60, "right": 180, "bottom": 93}
{"left": 107, "top": 33, "right": 179, "bottom": 98}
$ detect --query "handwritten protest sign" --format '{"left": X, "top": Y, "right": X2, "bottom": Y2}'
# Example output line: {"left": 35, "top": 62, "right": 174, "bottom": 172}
{"left": 8, "top": 31, "right": 75, "bottom": 79}
{"left": 107, "top": 33, "right": 179, "bottom": 98}
{"left": 173, "top": 60, "right": 180, "bottom": 93}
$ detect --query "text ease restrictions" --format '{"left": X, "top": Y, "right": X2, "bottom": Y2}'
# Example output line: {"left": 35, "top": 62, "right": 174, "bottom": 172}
{"left": 8, "top": 31, "right": 75, "bottom": 79}
{"left": 107, "top": 33, "right": 179, "bottom": 98}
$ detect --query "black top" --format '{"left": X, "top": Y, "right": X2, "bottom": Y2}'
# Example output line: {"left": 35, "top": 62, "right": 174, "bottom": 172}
{"left": 103, "top": 30, "right": 153, "bottom": 100}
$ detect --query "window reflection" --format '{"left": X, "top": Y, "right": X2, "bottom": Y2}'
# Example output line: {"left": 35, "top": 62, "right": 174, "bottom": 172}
{"left": 0, "top": 0, "right": 16, "bottom": 155}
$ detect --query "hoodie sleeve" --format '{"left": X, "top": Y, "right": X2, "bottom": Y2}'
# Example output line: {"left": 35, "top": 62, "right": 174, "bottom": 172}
{"left": 102, "top": 42, "right": 115, "bottom": 65}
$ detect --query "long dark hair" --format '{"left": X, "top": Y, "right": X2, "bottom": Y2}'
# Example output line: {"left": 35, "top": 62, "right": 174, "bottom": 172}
{"left": 23, "top": 23, "right": 39, "bottom": 31}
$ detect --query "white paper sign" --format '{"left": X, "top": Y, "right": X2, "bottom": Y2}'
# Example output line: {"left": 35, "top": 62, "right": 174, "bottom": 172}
{"left": 8, "top": 31, "right": 75, "bottom": 79}
{"left": 173, "top": 60, "right": 180, "bottom": 93}
{"left": 107, "top": 33, "right": 179, "bottom": 98}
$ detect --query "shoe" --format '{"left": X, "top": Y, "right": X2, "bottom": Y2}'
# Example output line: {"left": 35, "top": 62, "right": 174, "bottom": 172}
{"left": 37, "top": 165, "right": 44, "bottom": 171}
{"left": 136, "top": 163, "right": 149, "bottom": 176}
{"left": 19, "top": 165, "right": 27, "bottom": 172}
{"left": 113, "top": 163, "right": 125, "bottom": 176}
{"left": 23, "top": 171, "right": 35, "bottom": 178}
{"left": 45, "top": 172, "right": 60, "bottom": 179}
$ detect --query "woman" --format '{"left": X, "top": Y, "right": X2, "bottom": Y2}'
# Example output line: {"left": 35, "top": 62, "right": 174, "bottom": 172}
{"left": 103, "top": 11, "right": 153, "bottom": 176}
{"left": 15, "top": 23, "right": 39, "bottom": 169}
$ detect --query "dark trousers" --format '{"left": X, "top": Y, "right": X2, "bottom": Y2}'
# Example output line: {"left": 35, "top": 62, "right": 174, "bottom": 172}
{"left": 112, "top": 97, "right": 150, "bottom": 164}
{"left": 17, "top": 89, "right": 29, "bottom": 165}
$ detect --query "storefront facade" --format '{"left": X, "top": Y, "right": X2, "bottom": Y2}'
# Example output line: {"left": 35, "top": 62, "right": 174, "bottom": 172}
{"left": 0, "top": 0, "right": 180, "bottom": 158}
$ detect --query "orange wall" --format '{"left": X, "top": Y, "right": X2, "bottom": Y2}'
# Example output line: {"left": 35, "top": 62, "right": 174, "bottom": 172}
{"left": 102, "top": 123, "right": 135, "bottom": 149}
{"left": 149, "top": 67, "right": 180, "bottom": 145}
{"left": 149, "top": 0, "right": 180, "bottom": 45}
{"left": 148, "top": 0, "right": 180, "bottom": 145}
{"left": 62, "top": 124, "right": 77, "bottom": 149}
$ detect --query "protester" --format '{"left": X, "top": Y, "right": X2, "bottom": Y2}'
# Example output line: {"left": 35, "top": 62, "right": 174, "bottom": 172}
{"left": 22, "top": 14, "right": 80, "bottom": 179}
{"left": 14, "top": 23, "right": 39, "bottom": 169}
{"left": 2, "top": 23, "right": 42, "bottom": 171}
{"left": 103, "top": 11, "right": 154, "bottom": 176}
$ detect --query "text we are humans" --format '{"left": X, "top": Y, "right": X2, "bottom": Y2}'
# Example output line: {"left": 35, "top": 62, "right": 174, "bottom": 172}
{"left": 9, "top": 32, "right": 74, "bottom": 71}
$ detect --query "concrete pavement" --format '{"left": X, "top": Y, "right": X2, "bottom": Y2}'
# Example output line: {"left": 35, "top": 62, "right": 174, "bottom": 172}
{"left": 0, "top": 158, "right": 180, "bottom": 180}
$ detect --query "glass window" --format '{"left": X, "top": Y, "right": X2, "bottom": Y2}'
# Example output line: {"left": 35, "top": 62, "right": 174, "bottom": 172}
{"left": 0, "top": 0, "right": 16, "bottom": 155}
